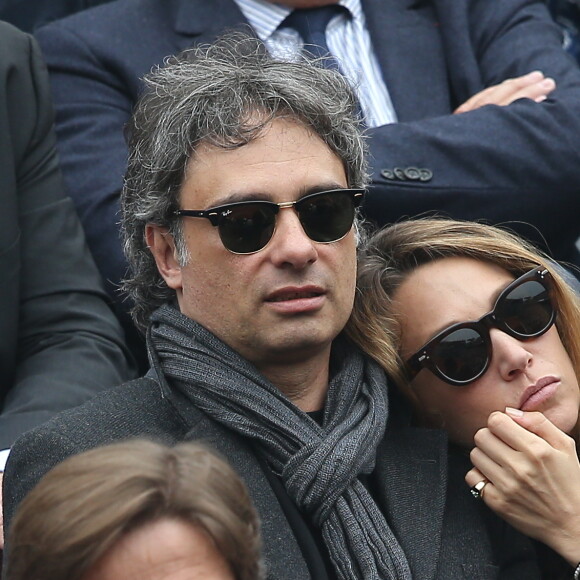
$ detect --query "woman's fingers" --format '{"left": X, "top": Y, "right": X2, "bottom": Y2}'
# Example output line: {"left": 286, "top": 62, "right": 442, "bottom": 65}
{"left": 503, "top": 407, "right": 576, "bottom": 451}
{"left": 465, "top": 410, "right": 580, "bottom": 564}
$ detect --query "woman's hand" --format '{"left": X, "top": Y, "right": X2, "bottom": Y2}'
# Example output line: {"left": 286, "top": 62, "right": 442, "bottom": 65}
{"left": 465, "top": 408, "right": 580, "bottom": 566}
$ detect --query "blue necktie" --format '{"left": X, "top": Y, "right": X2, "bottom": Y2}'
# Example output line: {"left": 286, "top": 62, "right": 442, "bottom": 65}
{"left": 282, "top": 6, "right": 345, "bottom": 67}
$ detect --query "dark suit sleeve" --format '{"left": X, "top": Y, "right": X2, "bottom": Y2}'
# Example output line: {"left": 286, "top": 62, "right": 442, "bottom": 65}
{"left": 34, "top": 22, "right": 133, "bottom": 302}
{"left": 364, "top": 0, "right": 580, "bottom": 263}
{"left": 2, "top": 425, "right": 80, "bottom": 533}
{"left": 0, "top": 23, "right": 136, "bottom": 448}
{"left": 2, "top": 378, "right": 182, "bottom": 536}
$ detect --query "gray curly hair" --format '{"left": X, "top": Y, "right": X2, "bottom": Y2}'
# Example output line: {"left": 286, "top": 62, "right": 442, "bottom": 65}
{"left": 121, "top": 31, "right": 369, "bottom": 333}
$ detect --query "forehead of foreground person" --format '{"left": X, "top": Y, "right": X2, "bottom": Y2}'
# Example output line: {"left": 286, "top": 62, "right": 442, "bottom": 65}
{"left": 121, "top": 32, "right": 368, "bottom": 366}
{"left": 348, "top": 219, "right": 580, "bottom": 445}
{"left": 6, "top": 439, "right": 264, "bottom": 580}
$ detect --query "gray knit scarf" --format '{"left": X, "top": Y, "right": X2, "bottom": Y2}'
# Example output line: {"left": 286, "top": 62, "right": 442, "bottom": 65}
{"left": 149, "top": 304, "right": 412, "bottom": 580}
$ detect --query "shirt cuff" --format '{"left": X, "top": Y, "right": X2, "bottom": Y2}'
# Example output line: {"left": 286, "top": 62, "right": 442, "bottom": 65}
{"left": 0, "top": 449, "right": 11, "bottom": 471}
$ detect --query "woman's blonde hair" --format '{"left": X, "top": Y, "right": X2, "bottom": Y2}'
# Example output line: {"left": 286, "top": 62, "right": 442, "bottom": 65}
{"left": 6, "top": 439, "right": 264, "bottom": 580}
{"left": 347, "top": 218, "right": 580, "bottom": 391}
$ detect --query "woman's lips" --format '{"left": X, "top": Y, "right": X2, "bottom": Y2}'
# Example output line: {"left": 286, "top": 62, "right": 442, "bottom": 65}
{"left": 519, "top": 376, "right": 560, "bottom": 411}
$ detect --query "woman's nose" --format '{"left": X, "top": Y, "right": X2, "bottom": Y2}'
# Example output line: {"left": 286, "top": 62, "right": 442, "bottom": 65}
{"left": 490, "top": 328, "right": 533, "bottom": 380}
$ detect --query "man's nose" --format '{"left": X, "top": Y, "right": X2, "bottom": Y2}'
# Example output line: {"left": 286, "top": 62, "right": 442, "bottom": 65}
{"left": 490, "top": 328, "right": 533, "bottom": 380}
{"left": 267, "top": 206, "right": 318, "bottom": 269}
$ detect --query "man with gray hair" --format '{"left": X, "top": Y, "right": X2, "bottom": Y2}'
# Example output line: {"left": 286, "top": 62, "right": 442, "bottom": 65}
{"left": 4, "top": 33, "right": 539, "bottom": 579}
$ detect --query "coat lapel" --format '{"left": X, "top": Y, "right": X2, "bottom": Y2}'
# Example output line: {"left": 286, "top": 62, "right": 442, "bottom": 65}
{"left": 374, "top": 414, "right": 449, "bottom": 580}
{"left": 362, "top": 0, "right": 452, "bottom": 121}
{"left": 181, "top": 416, "right": 312, "bottom": 580}
{"left": 429, "top": 0, "right": 485, "bottom": 104}
{"left": 170, "top": 0, "right": 254, "bottom": 50}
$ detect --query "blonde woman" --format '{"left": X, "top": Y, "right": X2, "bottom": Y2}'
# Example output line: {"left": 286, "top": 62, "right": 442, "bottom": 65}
{"left": 348, "top": 218, "right": 580, "bottom": 579}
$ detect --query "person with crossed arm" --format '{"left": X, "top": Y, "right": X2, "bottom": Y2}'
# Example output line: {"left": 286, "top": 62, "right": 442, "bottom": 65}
{"left": 31, "top": 0, "right": 580, "bottom": 364}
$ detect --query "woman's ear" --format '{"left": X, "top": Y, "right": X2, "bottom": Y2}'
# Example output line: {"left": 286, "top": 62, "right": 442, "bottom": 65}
{"left": 145, "top": 224, "right": 183, "bottom": 290}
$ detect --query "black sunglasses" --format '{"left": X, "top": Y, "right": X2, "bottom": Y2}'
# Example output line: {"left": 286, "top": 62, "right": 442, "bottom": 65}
{"left": 406, "top": 267, "right": 556, "bottom": 386}
{"left": 174, "top": 188, "right": 364, "bottom": 255}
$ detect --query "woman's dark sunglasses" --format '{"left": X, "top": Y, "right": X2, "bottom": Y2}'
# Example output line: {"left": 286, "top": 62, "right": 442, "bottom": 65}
{"left": 406, "top": 267, "right": 556, "bottom": 386}
{"left": 175, "top": 188, "right": 365, "bottom": 254}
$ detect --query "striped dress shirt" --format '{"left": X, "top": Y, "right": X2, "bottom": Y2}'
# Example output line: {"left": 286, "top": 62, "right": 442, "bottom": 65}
{"left": 234, "top": 0, "right": 397, "bottom": 127}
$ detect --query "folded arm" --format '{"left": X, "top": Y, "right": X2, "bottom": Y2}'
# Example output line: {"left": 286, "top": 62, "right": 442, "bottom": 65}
{"left": 365, "top": 0, "right": 580, "bottom": 262}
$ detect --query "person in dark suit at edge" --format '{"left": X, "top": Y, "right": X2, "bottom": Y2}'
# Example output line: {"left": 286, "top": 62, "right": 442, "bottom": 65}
{"left": 0, "top": 20, "right": 136, "bottom": 547}
{"left": 3, "top": 33, "right": 546, "bottom": 579}
{"left": 31, "top": 0, "right": 580, "bottom": 364}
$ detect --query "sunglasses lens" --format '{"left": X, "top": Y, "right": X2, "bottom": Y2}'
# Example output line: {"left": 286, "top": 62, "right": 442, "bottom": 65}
{"left": 407, "top": 270, "right": 556, "bottom": 387}
{"left": 298, "top": 191, "right": 355, "bottom": 242}
{"left": 218, "top": 204, "right": 276, "bottom": 254}
{"left": 431, "top": 327, "right": 489, "bottom": 384}
{"left": 496, "top": 280, "right": 554, "bottom": 337}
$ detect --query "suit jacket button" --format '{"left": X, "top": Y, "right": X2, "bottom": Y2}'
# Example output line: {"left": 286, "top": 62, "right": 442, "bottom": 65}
{"left": 381, "top": 169, "right": 395, "bottom": 180}
{"left": 419, "top": 168, "right": 433, "bottom": 182}
{"left": 394, "top": 167, "right": 407, "bottom": 180}
{"left": 404, "top": 167, "right": 421, "bottom": 180}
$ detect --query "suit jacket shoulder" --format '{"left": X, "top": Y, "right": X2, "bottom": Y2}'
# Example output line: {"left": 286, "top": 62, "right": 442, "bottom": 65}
{"left": 374, "top": 388, "right": 541, "bottom": 579}
{"left": 0, "top": 21, "right": 134, "bottom": 447}
{"left": 3, "top": 376, "right": 186, "bottom": 527}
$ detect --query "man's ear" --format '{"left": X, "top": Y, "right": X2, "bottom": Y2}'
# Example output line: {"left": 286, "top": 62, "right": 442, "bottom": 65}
{"left": 146, "top": 224, "right": 183, "bottom": 290}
